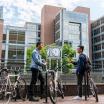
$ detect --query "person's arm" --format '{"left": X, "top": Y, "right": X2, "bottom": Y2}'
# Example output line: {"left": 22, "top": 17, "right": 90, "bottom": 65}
{"left": 32, "top": 52, "right": 46, "bottom": 67}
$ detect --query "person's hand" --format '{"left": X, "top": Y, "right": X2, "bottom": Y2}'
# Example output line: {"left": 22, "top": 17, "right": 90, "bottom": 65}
{"left": 44, "top": 62, "right": 47, "bottom": 66}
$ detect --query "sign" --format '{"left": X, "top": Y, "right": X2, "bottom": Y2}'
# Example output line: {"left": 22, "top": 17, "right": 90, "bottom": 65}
{"left": 47, "top": 47, "right": 61, "bottom": 58}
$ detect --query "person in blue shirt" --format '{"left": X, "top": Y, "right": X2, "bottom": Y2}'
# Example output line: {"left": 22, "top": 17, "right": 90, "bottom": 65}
{"left": 73, "top": 45, "right": 86, "bottom": 100}
{"left": 29, "top": 42, "right": 46, "bottom": 101}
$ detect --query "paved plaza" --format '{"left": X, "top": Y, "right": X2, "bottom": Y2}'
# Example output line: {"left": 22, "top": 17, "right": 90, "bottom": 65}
{"left": 0, "top": 95, "right": 104, "bottom": 104}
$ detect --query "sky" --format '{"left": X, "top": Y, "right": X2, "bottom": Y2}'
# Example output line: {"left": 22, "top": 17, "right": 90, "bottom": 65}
{"left": 0, "top": 0, "right": 104, "bottom": 26}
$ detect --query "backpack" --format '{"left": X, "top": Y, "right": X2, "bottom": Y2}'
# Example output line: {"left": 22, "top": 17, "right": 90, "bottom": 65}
{"left": 84, "top": 55, "right": 92, "bottom": 71}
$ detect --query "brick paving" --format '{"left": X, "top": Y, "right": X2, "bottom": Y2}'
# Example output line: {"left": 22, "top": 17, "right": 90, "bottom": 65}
{"left": 0, "top": 95, "right": 104, "bottom": 104}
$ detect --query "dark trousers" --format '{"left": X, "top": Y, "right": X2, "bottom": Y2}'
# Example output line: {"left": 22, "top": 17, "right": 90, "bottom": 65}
{"left": 29, "top": 68, "right": 44, "bottom": 97}
{"left": 77, "top": 74, "right": 84, "bottom": 97}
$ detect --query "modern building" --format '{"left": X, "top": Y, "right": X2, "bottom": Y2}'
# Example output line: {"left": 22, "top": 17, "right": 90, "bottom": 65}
{"left": 55, "top": 7, "right": 90, "bottom": 57}
{"left": 91, "top": 16, "right": 104, "bottom": 71}
{"left": 41, "top": 5, "right": 62, "bottom": 45}
{"left": 41, "top": 5, "right": 91, "bottom": 58}
{"left": 2, "top": 22, "right": 41, "bottom": 67}
{"left": 0, "top": 6, "right": 3, "bottom": 60}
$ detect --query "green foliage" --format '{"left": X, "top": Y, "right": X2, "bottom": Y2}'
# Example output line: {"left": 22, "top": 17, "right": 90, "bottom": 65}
{"left": 62, "top": 43, "right": 75, "bottom": 74}
{"left": 40, "top": 46, "right": 47, "bottom": 60}
{"left": 26, "top": 45, "right": 35, "bottom": 67}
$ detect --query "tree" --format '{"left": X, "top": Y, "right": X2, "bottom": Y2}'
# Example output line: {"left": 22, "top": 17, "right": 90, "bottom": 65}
{"left": 26, "top": 45, "right": 35, "bottom": 68}
{"left": 62, "top": 43, "right": 75, "bottom": 74}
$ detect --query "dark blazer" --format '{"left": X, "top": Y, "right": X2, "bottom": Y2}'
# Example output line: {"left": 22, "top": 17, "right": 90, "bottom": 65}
{"left": 73, "top": 53, "right": 86, "bottom": 75}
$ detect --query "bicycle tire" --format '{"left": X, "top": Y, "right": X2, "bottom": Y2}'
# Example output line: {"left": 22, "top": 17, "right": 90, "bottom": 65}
{"left": 89, "top": 78, "right": 99, "bottom": 102}
{"left": 48, "top": 77, "right": 57, "bottom": 104}
{"left": 0, "top": 90, "right": 11, "bottom": 104}
{"left": 57, "top": 81, "right": 64, "bottom": 99}
{"left": 17, "top": 78, "right": 27, "bottom": 101}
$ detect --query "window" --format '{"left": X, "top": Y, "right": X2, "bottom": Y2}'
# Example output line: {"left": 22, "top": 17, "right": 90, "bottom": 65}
{"left": 94, "top": 36, "right": 100, "bottom": 43}
{"left": 8, "top": 45, "right": 24, "bottom": 60}
{"left": 38, "top": 25, "right": 41, "bottom": 30}
{"left": 2, "top": 34, "right": 6, "bottom": 43}
{"left": 55, "top": 22, "right": 60, "bottom": 32}
{"left": 93, "top": 28, "right": 100, "bottom": 36}
{"left": 101, "top": 34, "right": 104, "bottom": 40}
{"left": 1, "top": 50, "right": 5, "bottom": 61}
{"left": 94, "top": 44, "right": 101, "bottom": 51}
{"left": 17, "top": 31, "right": 25, "bottom": 44}
{"left": 102, "top": 51, "right": 104, "bottom": 58}
{"left": 94, "top": 61, "right": 102, "bottom": 69}
{"left": 93, "top": 52, "right": 101, "bottom": 59}
{"left": 103, "top": 61, "right": 104, "bottom": 68}
{"left": 55, "top": 31, "right": 60, "bottom": 40}
{"left": 9, "top": 31, "right": 17, "bottom": 43}
{"left": 102, "top": 43, "right": 104, "bottom": 49}
{"left": 9, "top": 31, "right": 25, "bottom": 44}
{"left": 92, "top": 20, "right": 100, "bottom": 28}
{"left": 55, "top": 13, "right": 60, "bottom": 23}
{"left": 101, "top": 17, "right": 104, "bottom": 24}
{"left": 101, "top": 26, "right": 104, "bottom": 32}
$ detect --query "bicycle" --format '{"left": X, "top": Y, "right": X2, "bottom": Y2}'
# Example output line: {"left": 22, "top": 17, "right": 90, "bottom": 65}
{"left": 46, "top": 66, "right": 64, "bottom": 104}
{"left": 0, "top": 67, "right": 27, "bottom": 104}
{"left": 84, "top": 70, "right": 99, "bottom": 102}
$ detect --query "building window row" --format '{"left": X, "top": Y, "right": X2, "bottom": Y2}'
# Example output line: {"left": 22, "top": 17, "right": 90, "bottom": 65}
{"left": 93, "top": 28, "right": 100, "bottom": 36}
{"left": 93, "top": 61, "right": 102, "bottom": 69}
{"left": 93, "top": 52, "right": 101, "bottom": 59}
{"left": 9, "top": 31, "right": 25, "bottom": 44}
{"left": 92, "top": 20, "right": 100, "bottom": 28}
{"left": 94, "top": 44, "right": 101, "bottom": 51}
{"left": 93, "top": 36, "right": 100, "bottom": 43}
{"left": 55, "top": 13, "right": 60, "bottom": 23}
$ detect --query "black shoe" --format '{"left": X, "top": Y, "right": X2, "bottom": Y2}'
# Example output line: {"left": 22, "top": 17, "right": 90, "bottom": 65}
{"left": 29, "top": 97, "right": 39, "bottom": 102}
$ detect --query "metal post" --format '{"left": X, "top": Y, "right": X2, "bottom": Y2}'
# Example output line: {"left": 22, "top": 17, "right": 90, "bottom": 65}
{"left": 45, "top": 71, "right": 48, "bottom": 103}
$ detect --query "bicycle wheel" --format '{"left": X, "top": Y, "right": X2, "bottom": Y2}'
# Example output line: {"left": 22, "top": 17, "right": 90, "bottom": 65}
{"left": 57, "top": 81, "right": 64, "bottom": 99}
{"left": 89, "top": 78, "right": 99, "bottom": 102}
{"left": 48, "top": 77, "right": 57, "bottom": 104}
{"left": 0, "top": 85, "right": 12, "bottom": 104}
{"left": 17, "top": 78, "right": 27, "bottom": 101}
{"left": 1, "top": 93, "right": 11, "bottom": 104}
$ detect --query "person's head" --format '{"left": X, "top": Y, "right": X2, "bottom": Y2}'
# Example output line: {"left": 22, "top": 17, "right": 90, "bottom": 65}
{"left": 77, "top": 45, "right": 84, "bottom": 54}
{"left": 36, "top": 42, "right": 43, "bottom": 50}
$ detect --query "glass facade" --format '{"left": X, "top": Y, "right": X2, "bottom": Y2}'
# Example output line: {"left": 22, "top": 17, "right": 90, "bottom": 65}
{"left": 2, "top": 23, "right": 41, "bottom": 67}
{"left": 55, "top": 9, "right": 89, "bottom": 58}
{"left": 92, "top": 16, "right": 104, "bottom": 71}
{"left": 25, "top": 23, "right": 41, "bottom": 45}
{"left": 9, "top": 31, "right": 25, "bottom": 44}
{"left": 0, "top": 6, "right": 3, "bottom": 19}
